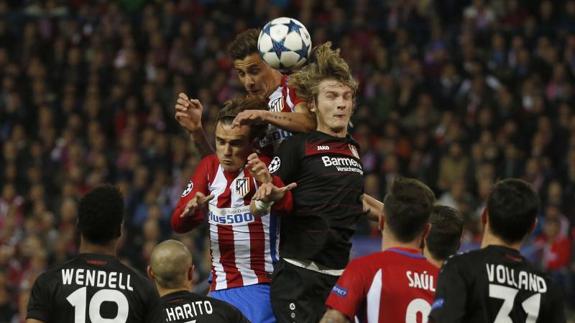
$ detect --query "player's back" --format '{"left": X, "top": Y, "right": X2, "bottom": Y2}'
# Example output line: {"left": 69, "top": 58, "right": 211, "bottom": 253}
{"left": 326, "top": 247, "right": 438, "bottom": 323}
{"left": 158, "top": 290, "right": 250, "bottom": 323}
{"left": 27, "top": 253, "right": 160, "bottom": 323}
{"left": 430, "top": 245, "right": 565, "bottom": 323}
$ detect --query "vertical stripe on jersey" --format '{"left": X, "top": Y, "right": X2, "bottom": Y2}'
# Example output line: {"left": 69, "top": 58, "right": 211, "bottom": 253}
{"left": 269, "top": 213, "right": 279, "bottom": 264}
{"left": 215, "top": 166, "right": 242, "bottom": 290}
{"left": 283, "top": 85, "right": 296, "bottom": 112}
{"left": 261, "top": 214, "right": 273, "bottom": 274}
{"left": 367, "top": 269, "right": 383, "bottom": 323}
{"left": 209, "top": 225, "right": 226, "bottom": 290}
{"left": 209, "top": 166, "right": 228, "bottom": 290}
{"left": 248, "top": 218, "right": 266, "bottom": 284}
{"left": 229, "top": 170, "right": 258, "bottom": 286}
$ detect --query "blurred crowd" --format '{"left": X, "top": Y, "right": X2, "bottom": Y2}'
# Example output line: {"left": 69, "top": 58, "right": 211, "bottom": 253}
{"left": 1, "top": 0, "right": 575, "bottom": 321}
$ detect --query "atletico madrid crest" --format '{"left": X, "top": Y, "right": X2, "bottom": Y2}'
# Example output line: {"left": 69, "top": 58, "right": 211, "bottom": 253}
{"left": 235, "top": 178, "right": 250, "bottom": 197}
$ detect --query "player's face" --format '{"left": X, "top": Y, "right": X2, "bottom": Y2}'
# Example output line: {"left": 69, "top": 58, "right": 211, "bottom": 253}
{"left": 234, "top": 53, "right": 279, "bottom": 98}
{"left": 313, "top": 79, "right": 354, "bottom": 137}
{"left": 215, "top": 122, "right": 253, "bottom": 172}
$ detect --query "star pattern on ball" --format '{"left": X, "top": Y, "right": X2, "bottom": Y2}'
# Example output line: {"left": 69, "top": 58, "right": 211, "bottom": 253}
{"left": 285, "top": 19, "right": 302, "bottom": 34}
{"left": 271, "top": 38, "right": 289, "bottom": 59}
{"left": 295, "top": 40, "right": 310, "bottom": 62}
{"left": 262, "top": 23, "right": 273, "bottom": 38}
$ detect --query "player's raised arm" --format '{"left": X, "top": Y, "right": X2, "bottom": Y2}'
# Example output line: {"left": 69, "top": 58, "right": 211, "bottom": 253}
{"left": 250, "top": 181, "right": 296, "bottom": 216}
{"left": 26, "top": 320, "right": 44, "bottom": 323}
{"left": 233, "top": 101, "right": 316, "bottom": 133}
{"left": 171, "top": 156, "right": 213, "bottom": 233}
{"left": 247, "top": 152, "right": 272, "bottom": 184}
{"left": 174, "top": 92, "right": 214, "bottom": 157}
{"left": 361, "top": 193, "right": 384, "bottom": 221}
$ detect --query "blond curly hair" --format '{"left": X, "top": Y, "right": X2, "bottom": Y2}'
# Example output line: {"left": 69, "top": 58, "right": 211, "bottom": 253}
{"left": 288, "top": 42, "right": 358, "bottom": 103}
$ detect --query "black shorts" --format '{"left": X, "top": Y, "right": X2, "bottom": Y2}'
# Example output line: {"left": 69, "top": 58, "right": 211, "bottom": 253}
{"left": 270, "top": 258, "right": 339, "bottom": 323}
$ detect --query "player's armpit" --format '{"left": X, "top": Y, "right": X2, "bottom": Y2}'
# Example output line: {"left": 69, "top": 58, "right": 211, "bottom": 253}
{"left": 320, "top": 309, "right": 351, "bottom": 323}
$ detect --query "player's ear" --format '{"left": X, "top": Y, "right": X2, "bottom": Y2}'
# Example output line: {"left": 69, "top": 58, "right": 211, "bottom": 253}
{"left": 377, "top": 209, "right": 385, "bottom": 231}
{"left": 187, "top": 264, "right": 195, "bottom": 282}
{"left": 481, "top": 208, "right": 488, "bottom": 227}
{"left": 423, "top": 223, "right": 431, "bottom": 241}
{"left": 146, "top": 265, "right": 155, "bottom": 280}
{"left": 310, "top": 98, "right": 317, "bottom": 112}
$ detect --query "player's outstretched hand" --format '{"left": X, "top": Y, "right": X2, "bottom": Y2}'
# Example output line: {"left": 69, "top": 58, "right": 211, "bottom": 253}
{"left": 174, "top": 92, "right": 204, "bottom": 132}
{"left": 181, "top": 192, "right": 214, "bottom": 218}
{"left": 232, "top": 110, "right": 268, "bottom": 127}
{"left": 253, "top": 182, "right": 297, "bottom": 203}
{"left": 247, "top": 153, "right": 272, "bottom": 183}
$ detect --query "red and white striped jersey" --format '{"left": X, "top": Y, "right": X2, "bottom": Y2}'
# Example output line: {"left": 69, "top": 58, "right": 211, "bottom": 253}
{"left": 258, "top": 75, "right": 304, "bottom": 157}
{"left": 171, "top": 155, "right": 292, "bottom": 291}
{"left": 325, "top": 248, "right": 438, "bottom": 323}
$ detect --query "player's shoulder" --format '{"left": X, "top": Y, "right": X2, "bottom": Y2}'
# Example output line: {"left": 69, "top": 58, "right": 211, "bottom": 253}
{"left": 34, "top": 255, "right": 83, "bottom": 282}
{"left": 441, "top": 248, "right": 490, "bottom": 273}
{"left": 199, "top": 154, "right": 220, "bottom": 168}
{"left": 346, "top": 252, "right": 388, "bottom": 273}
{"left": 283, "top": 132, "right": 308, "bottom": 144}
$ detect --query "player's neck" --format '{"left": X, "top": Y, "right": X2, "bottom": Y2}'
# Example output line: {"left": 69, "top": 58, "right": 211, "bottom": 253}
{"left": 381, "top": 232, "right": 422, "bottom": 252}
{"left": 423, "top": 248, "right": 443, "bottom": 268}
{"left": 480, "top": 230, "right": 522, "bottom": 251}
{"left": 79, "top": 237, "right": 117, "bottom": 257}
{"left": 157, "top": 285, "right": 192, "bottom": 297}
{"left": 316, "top": 125, "right": 348, "bottom": 138}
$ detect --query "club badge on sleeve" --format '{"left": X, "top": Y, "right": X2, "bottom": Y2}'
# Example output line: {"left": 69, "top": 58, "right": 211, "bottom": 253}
{"left": 181, "top": 180, "right": 193, "bottom": 197}
{"left": 269, "top": 156, "right": 281, "bottom": 173}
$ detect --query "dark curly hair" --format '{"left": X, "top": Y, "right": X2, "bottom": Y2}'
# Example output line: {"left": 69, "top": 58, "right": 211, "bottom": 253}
{"left": 77, "top": 184, "right": 124, "bottom": 245}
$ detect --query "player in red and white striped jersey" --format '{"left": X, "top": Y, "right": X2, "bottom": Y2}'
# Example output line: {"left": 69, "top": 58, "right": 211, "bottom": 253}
{"left": 174, "top": 29, "right": 314, "bottom": 158}
{"left": 171, "top": 96, "right": 294, "bottom": 323}
{"left": 322, "top": 178, "right": 436, "bottom": 323}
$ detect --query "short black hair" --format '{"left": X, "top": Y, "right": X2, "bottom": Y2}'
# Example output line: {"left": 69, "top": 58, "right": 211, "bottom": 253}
{"left": 227, "top": 29, "right": 259, "bottom": 61}
{"left": 217, "top": 96, "right": 268, "bottom": 141}
{"left": 383, "top": 177, "right": 436, "bottom": 243}
{"left": 426, "top": 205, "right": 463, "bottom": 261}
{"left": 77, "top": 184, "right": 124, "bottom": 245}
{"left": 487, "top": 178, "right": 539, "bottom": 243}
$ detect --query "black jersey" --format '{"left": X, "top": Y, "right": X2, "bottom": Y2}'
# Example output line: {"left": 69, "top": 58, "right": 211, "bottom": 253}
{"left": 429, "top": 245, "right": 566, "bottom": 323}
{"left": 270, "top": 131, "right": 364, "bottom": 269}
{"left": 157, "top": 290, "right": 250, "bottom": 323}
{"left": 27, "top": 253, "right": 162, "bottom": 323}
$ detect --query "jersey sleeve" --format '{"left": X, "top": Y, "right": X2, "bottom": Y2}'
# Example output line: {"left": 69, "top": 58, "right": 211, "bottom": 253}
{"left": 270, "top": 135, "right": 302, "bottom": 184}
{"left": 325, "top": 258, "right": 371, "bottom": 319}
{"left": 171, "top": 156, "right": 212, "bottom": 233}
{"left": 26, "top": 273, "right": 51, "bottom": 321}
{"left": 429, "top": 258, "right": 468, "bottom": 323}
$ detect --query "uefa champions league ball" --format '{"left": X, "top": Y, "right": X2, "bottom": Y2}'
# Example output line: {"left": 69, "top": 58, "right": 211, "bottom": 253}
{"left": 258, "top": 17, "right": 312, "bottom": 71}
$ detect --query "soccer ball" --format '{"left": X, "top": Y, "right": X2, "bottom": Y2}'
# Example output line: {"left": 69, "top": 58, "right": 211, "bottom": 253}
{"left": 258, "top": 17, "right": 312, "bottom": 71}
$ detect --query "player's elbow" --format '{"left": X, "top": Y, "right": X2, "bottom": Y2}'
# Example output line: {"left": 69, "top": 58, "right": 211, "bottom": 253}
{"left": 170, "top": 211, "right": 189, "bottom": 233}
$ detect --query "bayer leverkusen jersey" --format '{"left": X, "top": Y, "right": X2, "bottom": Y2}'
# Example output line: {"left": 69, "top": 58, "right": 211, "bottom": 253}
{"left": 270, "top": 131, "right": 365, "bottom": 269}
{"left": 429, "top": 245, "right": 566, "bottom": 323}
{"left": 325, "top": 247, "right": 438, "bottom": 323}
{"left": 158, "top": 290, "right": 250, "bottom": 323}
{"left": 26, "top": 253, "right": 161, "bottom": 323}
